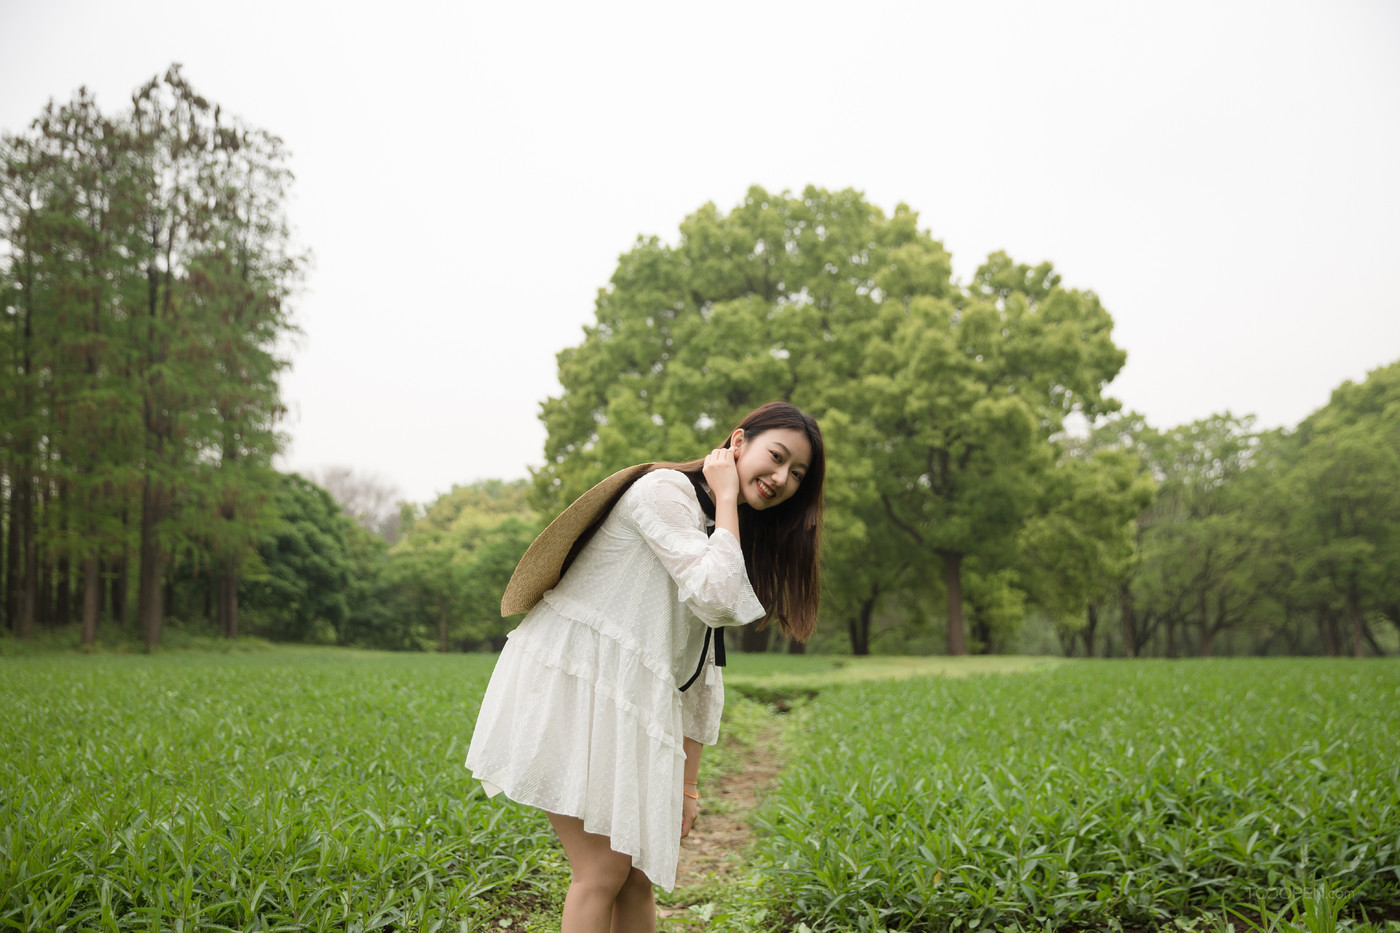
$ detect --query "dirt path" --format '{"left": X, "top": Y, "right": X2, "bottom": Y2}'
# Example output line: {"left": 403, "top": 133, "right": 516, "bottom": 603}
{"left": 657, "top": 719, "right": 784, "bottom": 925}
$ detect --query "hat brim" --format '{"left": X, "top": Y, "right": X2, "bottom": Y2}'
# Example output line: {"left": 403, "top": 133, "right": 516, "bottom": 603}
{"left": 500, "top": 463, "right": 655, "bottom": 617}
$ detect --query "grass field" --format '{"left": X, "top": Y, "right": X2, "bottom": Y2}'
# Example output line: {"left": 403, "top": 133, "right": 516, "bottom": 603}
{"left": 2, "top": 649, "right": 1397, "bottom": 931}
{"left": 731, "top": 658, "right": 1400, "bottom": 932}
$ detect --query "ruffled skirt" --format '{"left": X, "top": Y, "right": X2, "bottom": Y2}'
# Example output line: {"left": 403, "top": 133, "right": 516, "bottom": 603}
{"left": 464, "top": 610, "right": 688, "bottom": 890}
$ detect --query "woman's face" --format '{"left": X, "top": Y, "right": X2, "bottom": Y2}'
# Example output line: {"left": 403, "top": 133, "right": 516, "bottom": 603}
{"left": 730, "top": 427, "right": 813, "bottom": 511}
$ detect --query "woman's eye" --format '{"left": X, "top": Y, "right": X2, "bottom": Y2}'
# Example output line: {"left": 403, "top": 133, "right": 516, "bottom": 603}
{"left": 771, "top": 452, "right": 782, "bottom": 462}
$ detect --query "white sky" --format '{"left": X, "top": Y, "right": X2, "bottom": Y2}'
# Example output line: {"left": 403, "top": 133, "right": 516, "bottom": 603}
{"left": 3, "top": 0, "right": 1398, "bottom": 505}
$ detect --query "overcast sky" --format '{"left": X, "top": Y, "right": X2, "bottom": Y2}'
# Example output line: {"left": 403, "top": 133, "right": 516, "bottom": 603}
{"left": 4, "top": 0, "right": 1398, "bottom": 505}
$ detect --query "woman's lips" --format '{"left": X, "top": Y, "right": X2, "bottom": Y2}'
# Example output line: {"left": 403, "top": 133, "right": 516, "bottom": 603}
{"left": 756, "top": 479, "right": 775, "bottom": 500}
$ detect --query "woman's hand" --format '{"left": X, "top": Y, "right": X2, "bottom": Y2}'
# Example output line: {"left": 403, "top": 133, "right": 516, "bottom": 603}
{"left": 680, "top": 792, "right": 699, "bottom": 838}
{"left": 703, "top": 447, "right": 741, "bottom": 504}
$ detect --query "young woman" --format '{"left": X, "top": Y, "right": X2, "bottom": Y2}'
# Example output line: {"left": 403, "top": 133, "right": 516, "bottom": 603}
{"left": 466, "top": 400, "right": 825, "bottom": 932}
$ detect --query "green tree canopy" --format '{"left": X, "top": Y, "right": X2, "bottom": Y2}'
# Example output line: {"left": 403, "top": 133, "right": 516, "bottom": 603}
{"left": 387, "top": 480, "right": 541, "bottom": 652}
{"left": 535, "top": 187, "right": 1131, "bottom": 653}
{"left": 240, "top": 474, "right": 353, "bottom": 643}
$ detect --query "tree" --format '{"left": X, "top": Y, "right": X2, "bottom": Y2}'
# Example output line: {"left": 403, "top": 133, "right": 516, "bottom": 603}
{"left": 239, "top": 473, "right": 353, "bottom": 643}
{"left": 1124, "top": 414, "right": 1279, "bottom": 657}
{"left": 1283, "top": 361, "right": 1400, "bottom": 656}
{"left": 312, "top": 466, "right": 405, "bottom": 541}
{"left": 126, "top": 65, "right": 300, "bottom": 647}
{"left": 536, "top": 186, "right": 942, "bottom": 651}
{"left": 390, "top": 480, "right": 540, "bottom": 652}
{"left": 1017, "top": 445, "right": 1154, "bottom": 656}
{"left": 815, "top": 409, "right": 914, "bottom": 655}
{"left": 855, "top": 253, "right": 1126, "bottom": 653}
{"left": 0, "top": 67, "right": 302, "bottom": 648}
{"left": 534, "top": 189, "right": 1130, "bottom": 654}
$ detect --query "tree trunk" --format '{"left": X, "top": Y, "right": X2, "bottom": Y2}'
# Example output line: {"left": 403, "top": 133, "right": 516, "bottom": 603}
{"left": 36, "top": 490, "right": 50, "bottom": 628}
{"left": 81, "top": 556, "right": 101, "bottom": 646}
{"left": 0, "top": 479, "right": 6, "bottom": 633}
{"left": 1195, "top": 588, "right": 1214, "bottom": 658}
{"left": 847, "top": 591, "right": 877, "bottom": 656}
{"left": 1346, "top": 587, "right": 1366, "bottom": 658}
{"left": 740, "top": 620, "right": 771, "bottom": 653}
{"left": 1319, "top": 609, "right": 1338, "bottom": 657}
{"left": 52, "top": 489, "right": 72, "bottom": 626}
{"left": 215, "top": 574, "right": 227, "bottom": 636}
{"left": 1360, "top": 618, "right": 1384, "bottom": 656}
{"left": 217, "top": 565, "right": 239, "bottom": 638}
{"left": 971, "top": 614, "right": 991, "bottom": 655}
{"left": 941, "top": 551, "right": 967, "bottom": 656}
{"left": 109, "top": 552, "right": 129, "bottom": 629}
{"left": 11, "top": 277, "right": 36, "bottom": 638}
{"left": 1164, "top": 614, "right": 1177, "bottom": 659}
{"left": 846, "top": 616, "right": 865, "bottom": 655}
{"left": 1083, "top": 604, "right": 1099, "bottom": 658}
{"left": 4, "top": 481, "right": 19, "bottom": 633}
{"left": 55, "top": 553, "right": 73, "bottom": 626}
{"left": 137, "top": 476, "right": 166, "bottom": 650}
{"left": 18, "top": 480, "right": 36, "bottom": 639}
{"left": 1114, "top": 582, "right": 1136, "bottom": 652}
{"left": 438, "top": 604, "right": 449, "bottom": 653}
{"left": 1199, "top": 622, "right": 1216, "bottom": 658}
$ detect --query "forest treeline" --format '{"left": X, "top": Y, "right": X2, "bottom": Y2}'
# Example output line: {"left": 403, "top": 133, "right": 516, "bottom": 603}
{"left": 3, "top": 74, "right": 1396, "bottom": 656}
{"left": 527, "top": 186, "right": 1398, "bottom": 658}
{"left": 1, "top": 67, "right": 302, "bottom": 650}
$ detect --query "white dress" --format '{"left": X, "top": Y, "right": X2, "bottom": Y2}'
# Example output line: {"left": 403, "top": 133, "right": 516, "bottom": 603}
{"left": 464, "top": 469, "right": 766, "bottom": 890}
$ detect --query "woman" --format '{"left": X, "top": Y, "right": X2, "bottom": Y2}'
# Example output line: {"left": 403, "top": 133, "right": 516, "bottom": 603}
{"left": 466, "top": 400, "right": 825, "bottom": 932}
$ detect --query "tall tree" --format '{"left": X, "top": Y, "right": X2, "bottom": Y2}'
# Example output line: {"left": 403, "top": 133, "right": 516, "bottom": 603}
{"left": 391, "top": 479, "right": 540, "bottom": 652}
{"left": 535, "top": 190, "right": 1128, "bottom": 654}
{"left": 536, "top": 186, "right": 941, "bottom": 650}
{"left": 0, "top": 130, "right": 44, "bottom": 639}
{"left": 123, "top": 66, "right": 301, "bottom": 647}
{"left": 239, "top": 473, "right": 353, "bottom": 643}
{"left": 1128, "top": 414, "right": 1275, "bottom": 656}
{"left": 1017, "top": 446, "right": 1154, "bottom": 656}
{"left": 24, "top": 90, "right": 144, "bottom": 645}
{"left": 1284, "top": 361, "right": 1400, "bottom": 655}
{"left": 0, "top": 67, "right": 301, "bottom": 647}
{"left": 816, "top": 409, "right": 913, "bottom": 655}
{"left": 856, "top": 253, "right": 1126, "bottom": 653}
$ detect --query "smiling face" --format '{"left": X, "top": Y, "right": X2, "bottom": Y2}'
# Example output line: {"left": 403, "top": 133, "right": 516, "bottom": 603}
{"left": 730, "top": 427, "right": 814, "bottom": 511}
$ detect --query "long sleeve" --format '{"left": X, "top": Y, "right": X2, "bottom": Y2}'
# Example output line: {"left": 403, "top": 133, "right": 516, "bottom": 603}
{"left": 627, "top": 471, "right": 766, "bottom": 628}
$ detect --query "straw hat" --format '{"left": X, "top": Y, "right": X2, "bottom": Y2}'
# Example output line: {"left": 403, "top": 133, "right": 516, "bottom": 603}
{"left": 500, "top": 463, "right": 655, "bottom": 616}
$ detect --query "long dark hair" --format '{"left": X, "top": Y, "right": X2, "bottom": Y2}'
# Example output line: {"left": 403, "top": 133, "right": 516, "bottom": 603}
{"left": 656, "top": 401, "right": 826, "bottom": 643}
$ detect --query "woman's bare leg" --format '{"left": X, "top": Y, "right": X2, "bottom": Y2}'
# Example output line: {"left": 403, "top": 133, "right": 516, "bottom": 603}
{"left": 611, "top": 866, "right": 656, "bottom": 933}
{"left": 547, "top": 813, "right": 655, "bottom": 933}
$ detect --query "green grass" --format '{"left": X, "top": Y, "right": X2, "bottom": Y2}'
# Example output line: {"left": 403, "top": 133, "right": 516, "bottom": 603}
{"left": 723, "top": 653, "right": 1056, "bottom": 705}
{"left": 4, "top": 651, "right": 1397, "bottom": 931}
{"left": 0, "top": 648, "right": 777, "bottom": 931}
{"left": 0, "top": 622, "right": 282, "bottom": 657}
{"left": 729, "top": 658, "right": 1400, "bottom": 933}
{"left": 0, "top": 651, "right": 563, "bottom": 931}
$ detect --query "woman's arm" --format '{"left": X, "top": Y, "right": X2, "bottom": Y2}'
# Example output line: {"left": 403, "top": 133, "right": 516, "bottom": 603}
{"left": 703, "top": 447, "right": 741, "bottom": 544}
{"left": 627, "top": 471, "right": 764, "bottom": 627}
{"left": 681, "top": 736, "right": 702, "bottom": 837}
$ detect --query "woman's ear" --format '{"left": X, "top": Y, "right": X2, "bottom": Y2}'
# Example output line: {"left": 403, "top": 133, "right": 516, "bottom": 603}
{"left": 729, "top": 428, "right": 746, "bottom": 451}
